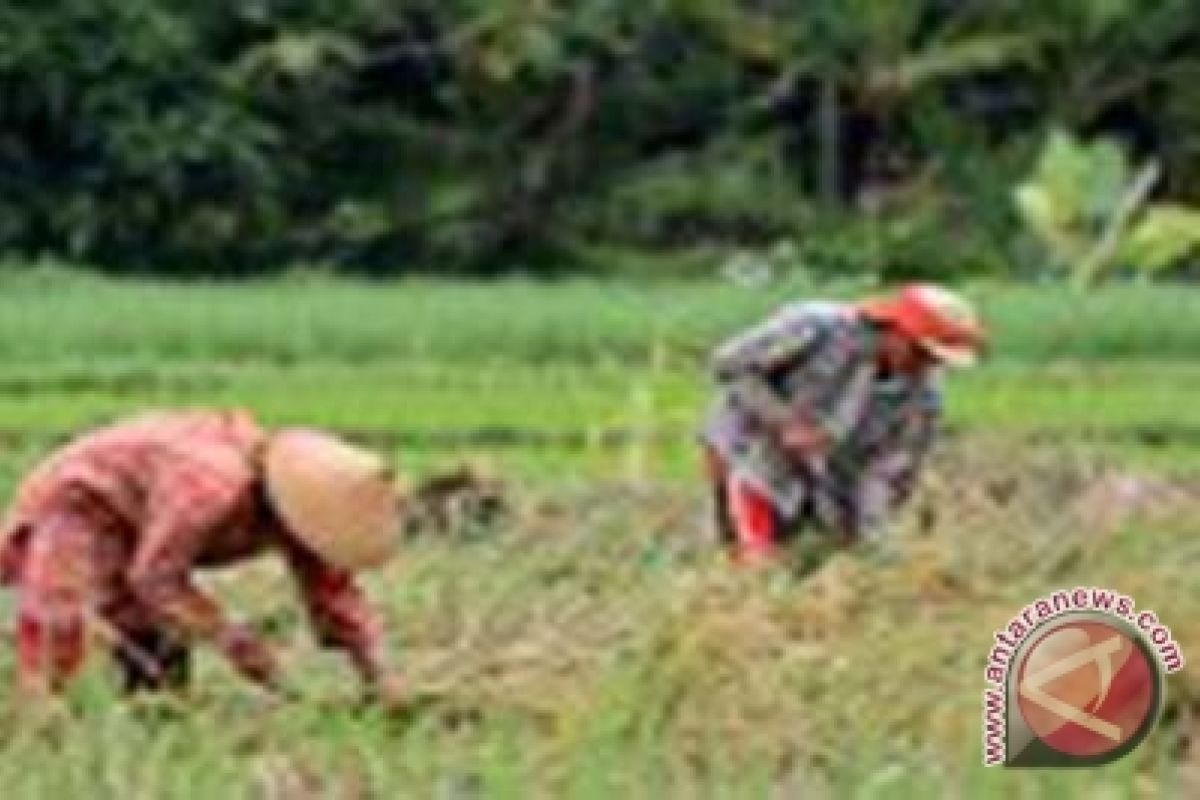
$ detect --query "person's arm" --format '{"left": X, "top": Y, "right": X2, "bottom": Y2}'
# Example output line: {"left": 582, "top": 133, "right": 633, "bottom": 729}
{"left": 127, "top": 467, "right": 279, "bottom": 688}
{"left": 852, "top": 388, "right": 941, "bottom": 542}
{"left": 889, "top": 387, "right": 941, "bottom": 508}
{"left": 285, "top": 544, "right": 401, "bottom": 706}
{"left": 711, "top": 307, "right": 827, "bottom": 429}
{"left": 713, "top": 307, "right": 865, "bottom": 457}
{"left": 1, "top": 523, "right": 30, "bottom": 586}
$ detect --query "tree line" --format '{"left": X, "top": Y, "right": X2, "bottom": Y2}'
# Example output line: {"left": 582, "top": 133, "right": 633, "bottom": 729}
{"left": 1, "top": 1, "right": 1197, "bottom": 277}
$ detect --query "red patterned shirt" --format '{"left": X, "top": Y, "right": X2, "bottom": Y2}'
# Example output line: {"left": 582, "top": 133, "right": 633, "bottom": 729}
{"left": 0, "top": 409, "right": 387, "bottom": 685}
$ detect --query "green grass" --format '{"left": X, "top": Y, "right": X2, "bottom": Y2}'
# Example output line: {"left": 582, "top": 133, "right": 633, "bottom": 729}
{"left": 0, "top": 267, "right": 1196, "bottom": 797}
{"left": 0, "top": 261, "right": 1199, "bottom": 366}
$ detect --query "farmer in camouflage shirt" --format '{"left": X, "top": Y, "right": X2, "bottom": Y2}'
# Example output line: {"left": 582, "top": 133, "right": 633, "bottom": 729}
{"left": 701, "top": 283, "right": 984, "bottom": 562}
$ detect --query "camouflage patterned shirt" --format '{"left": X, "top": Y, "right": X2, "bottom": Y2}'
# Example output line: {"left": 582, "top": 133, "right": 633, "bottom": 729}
{"left": 701, "top": 301, "right": 941, "bottom": 541}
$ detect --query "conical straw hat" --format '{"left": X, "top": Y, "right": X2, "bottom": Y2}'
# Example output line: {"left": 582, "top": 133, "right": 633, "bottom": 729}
{"left": 264, "top": 428, "right": 400, "bottom": 571}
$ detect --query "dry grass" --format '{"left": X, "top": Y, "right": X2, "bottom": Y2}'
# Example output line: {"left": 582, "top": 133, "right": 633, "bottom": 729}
{"left": 0, "top": 438, "right": 1176, "bottom": 797}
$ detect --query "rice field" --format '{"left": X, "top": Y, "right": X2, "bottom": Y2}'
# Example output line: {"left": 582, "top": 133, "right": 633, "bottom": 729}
{"left": 0, "top": 266, "right": 1197, "bottom": 798}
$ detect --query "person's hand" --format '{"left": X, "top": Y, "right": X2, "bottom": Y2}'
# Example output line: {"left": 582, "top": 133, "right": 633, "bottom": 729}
{"left": 217, "top": 623, "right": 280, "bottom": 688}
{"left": 14, "top": 676, "right": 63, "bottom": 710}
{"left": 371, "top": 670, "right": 406, "bottom": 713}
{"left": 778, "top": 418, "right": 829, "bottom": 457}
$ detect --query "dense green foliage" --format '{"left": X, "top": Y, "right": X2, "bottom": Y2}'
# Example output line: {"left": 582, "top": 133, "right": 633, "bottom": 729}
{"left": 3, "top": 1, "right": 1200, "bottom": 275}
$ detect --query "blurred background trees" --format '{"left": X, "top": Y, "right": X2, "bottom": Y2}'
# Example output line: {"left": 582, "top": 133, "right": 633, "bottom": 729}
{"left": 0, "top": 0, "right": 1198, "bottom": 278}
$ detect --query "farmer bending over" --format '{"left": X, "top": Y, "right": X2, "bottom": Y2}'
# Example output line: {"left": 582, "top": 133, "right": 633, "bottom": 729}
{"left": 701, "top": 283, "right": 984, "bottom": 563}
{"left": 0, "top": 409, "right": 404, "bottom": 706}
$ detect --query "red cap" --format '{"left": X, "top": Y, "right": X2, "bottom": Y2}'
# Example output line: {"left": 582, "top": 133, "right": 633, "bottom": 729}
{"left": 858, "top": 284, "right": 985, "bottom": 368}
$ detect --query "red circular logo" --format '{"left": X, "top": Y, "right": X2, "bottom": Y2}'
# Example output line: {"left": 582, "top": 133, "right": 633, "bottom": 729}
{"left": 1016, "top": 619, "right": 1157, "bottom": 758}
